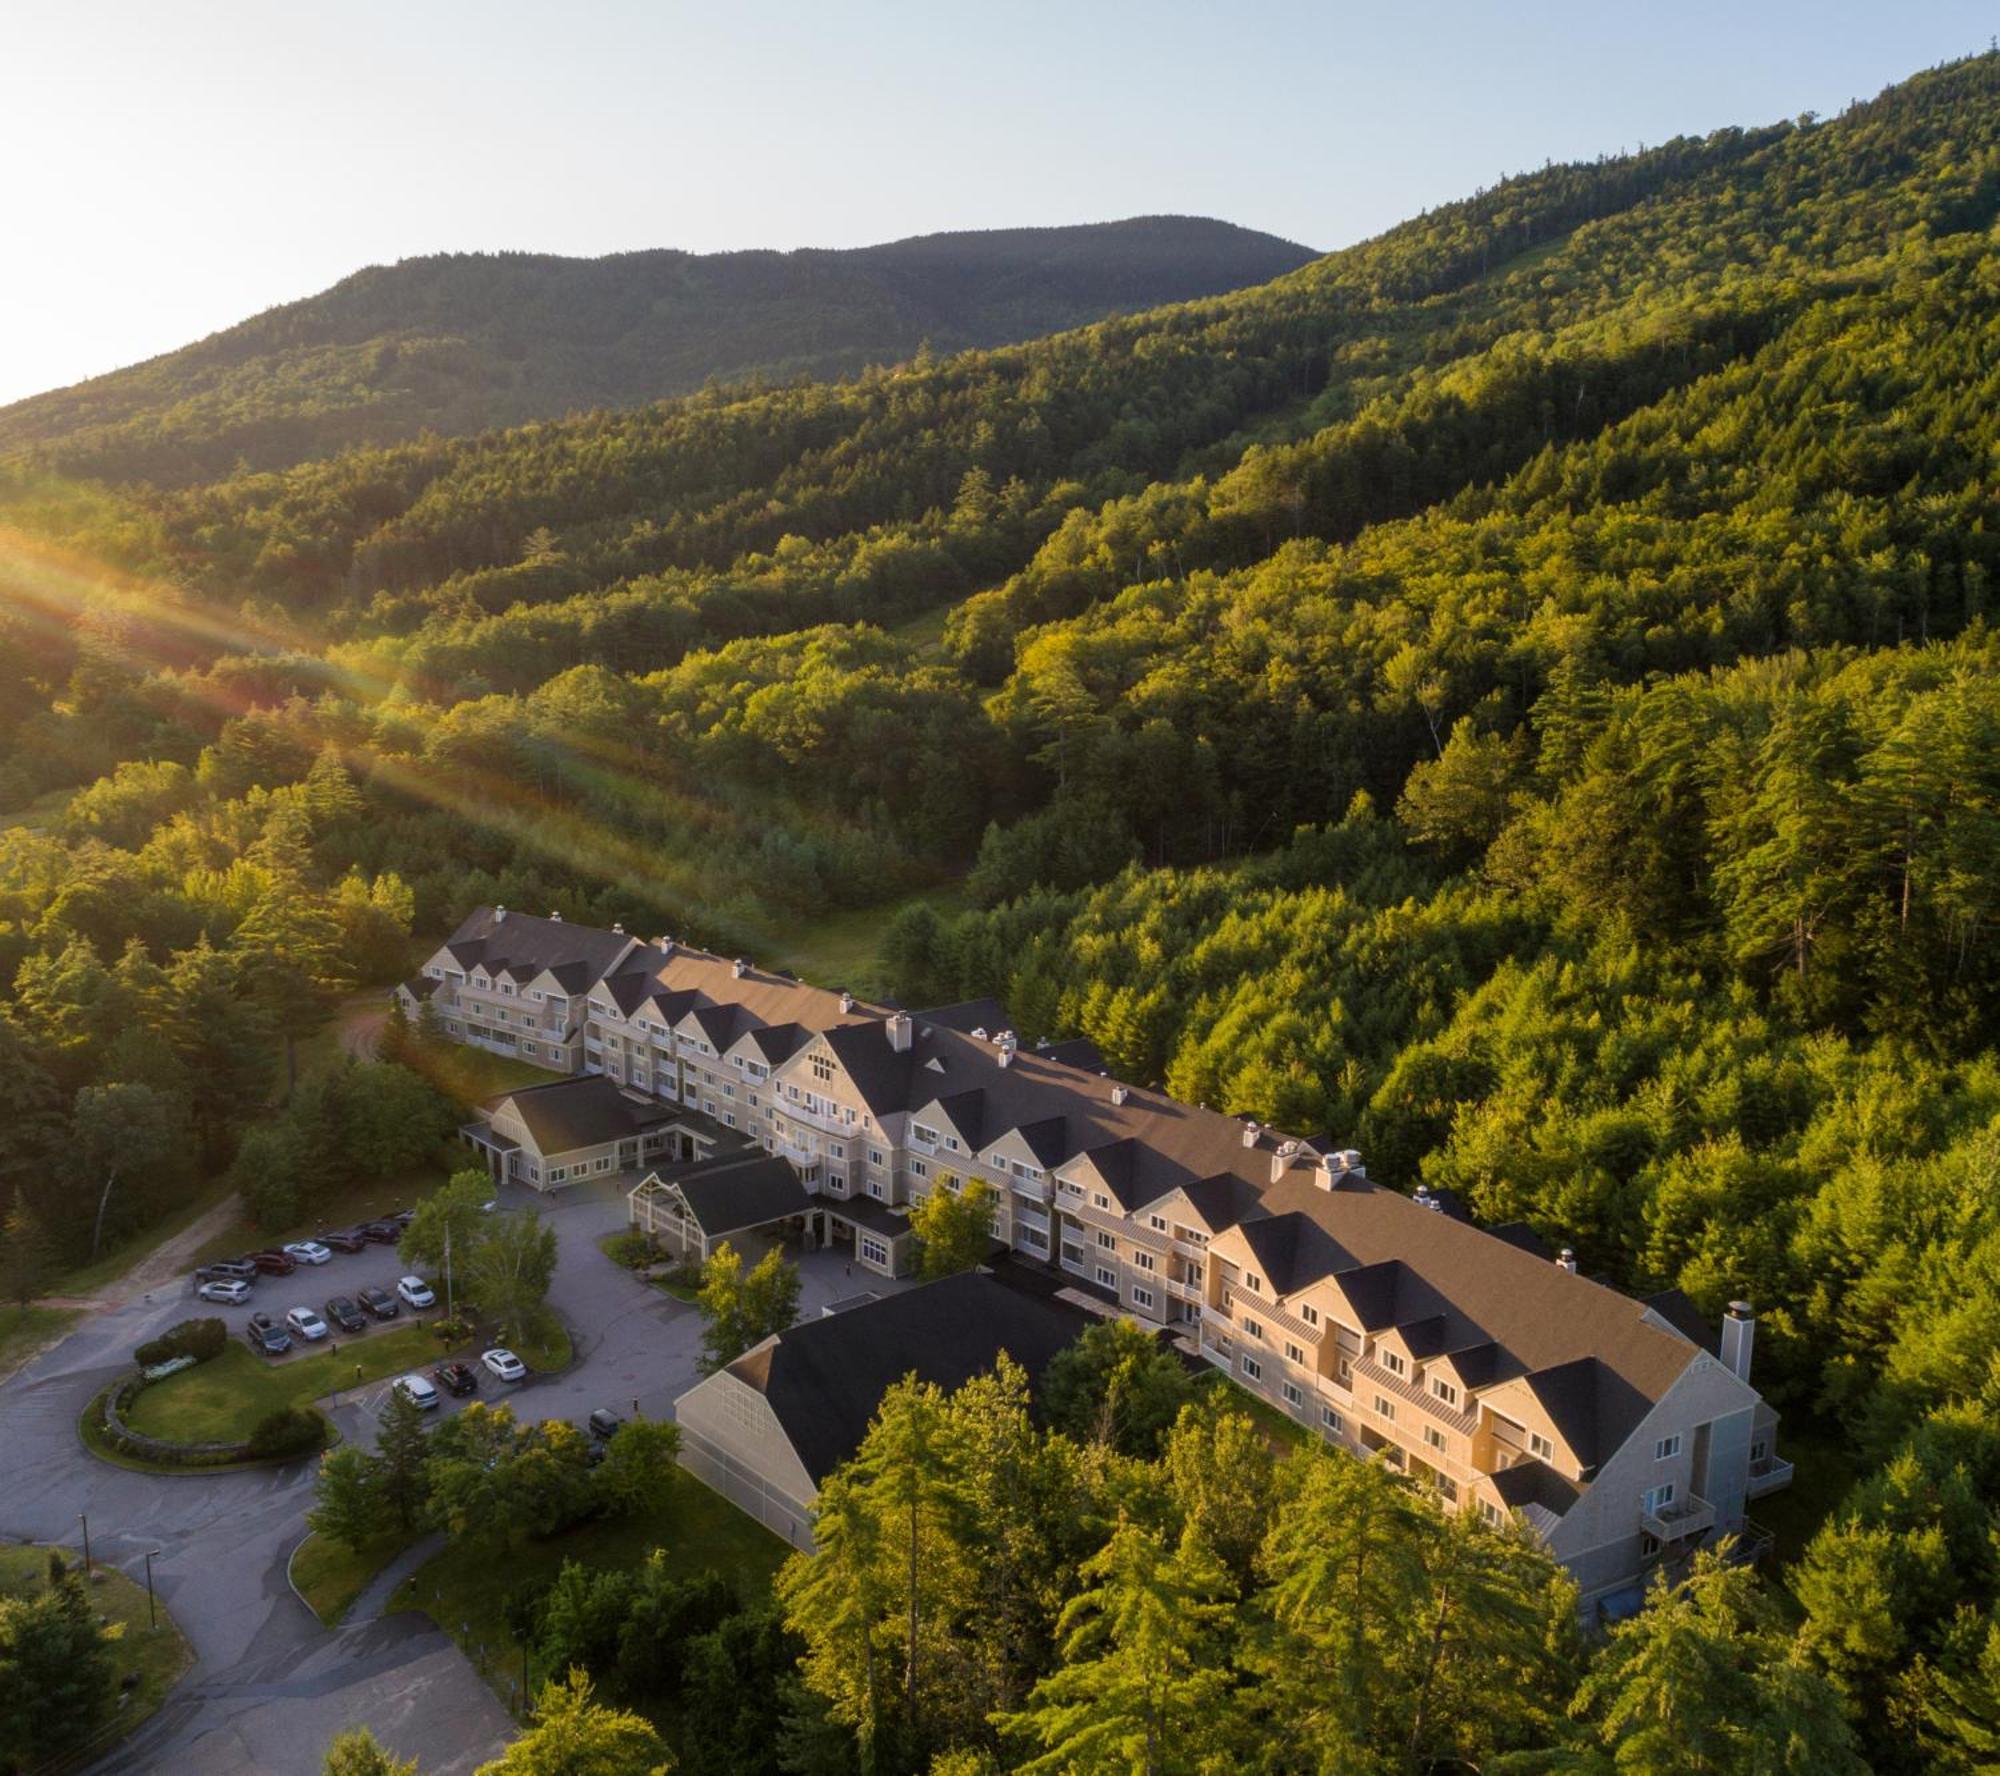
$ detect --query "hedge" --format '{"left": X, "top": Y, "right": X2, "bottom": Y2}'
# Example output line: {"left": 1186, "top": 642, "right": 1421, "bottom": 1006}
{"left": 134, "top": 1318, "right": 228, "bottom": 1369}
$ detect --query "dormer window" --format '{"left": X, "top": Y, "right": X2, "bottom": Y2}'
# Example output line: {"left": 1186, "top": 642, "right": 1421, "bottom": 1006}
{"left": 1244, "top": 1274, "right": 1263, "bottom": 1294}
{"left": 1431, "top": 1377, "right": 1460, "bottom": 1408}
{"left": 1381, "top": 1350, "right": 1407, "bottom": 1378}
{"left": 1092, "top": 1193, "right": 1109, "bottom": 1210}
{"left": 1300, "top": 1304, "right": 1320, "bottom": 1327}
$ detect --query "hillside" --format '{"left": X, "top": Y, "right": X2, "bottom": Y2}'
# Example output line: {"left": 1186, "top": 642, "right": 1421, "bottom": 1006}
{"left": 0, "top": 216, "right": 1315, "bottom": 484}
{"left": 5, "top": 53, "right": 2000, "bottom": 1772}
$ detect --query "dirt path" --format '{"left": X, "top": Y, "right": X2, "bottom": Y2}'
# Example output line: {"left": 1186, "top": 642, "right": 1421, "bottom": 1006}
{"left": 338, "top": 996, "right": 387, "bottom": 1063}
{"left": 47, "top": 1191, "right": 246, "bottom": 1313}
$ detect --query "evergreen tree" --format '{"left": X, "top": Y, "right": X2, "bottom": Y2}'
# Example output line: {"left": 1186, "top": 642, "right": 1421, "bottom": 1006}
{"left": 473, "top": 1669, "right": 670, "bottom": 1776}
{"left": 309, "top": 1445, "right": 390, "bottom": 1552}
{"left": 323, "top": 1726, "right": 421, "bottom": 1775}
{"left": 376, "top": 1385, "right": 432, "bottom": 1531}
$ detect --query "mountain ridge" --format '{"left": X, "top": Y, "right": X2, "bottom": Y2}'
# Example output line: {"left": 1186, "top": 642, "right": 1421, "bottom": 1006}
{"left": 0, "top": 215, "right": 1315, "bottom": 485}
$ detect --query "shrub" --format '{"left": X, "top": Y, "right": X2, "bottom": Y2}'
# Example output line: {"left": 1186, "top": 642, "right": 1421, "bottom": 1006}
{"left": 431, "top": 1315, "right": 473, "bottom": 1344}
{"left": 135, "top": 1317, "right": 228, "bottom": 1368}
{"left": 247, "top": 1405, "right": 327, "bottom": 1460}
{"left": 602, "top": 1230, "right": 658, "bottom": 1269}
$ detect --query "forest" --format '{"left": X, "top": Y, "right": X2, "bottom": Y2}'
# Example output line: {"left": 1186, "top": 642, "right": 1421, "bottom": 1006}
{"left": 5, "top": 50, "right": 2000, "bottom": 1772}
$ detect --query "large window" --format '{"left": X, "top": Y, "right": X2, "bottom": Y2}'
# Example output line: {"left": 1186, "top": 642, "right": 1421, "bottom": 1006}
{"left": 860, "top": 1235, "right": 890, "bottom": 1267}
{"left": 1241, "top": 1355, "right": 1263, "bottom": 1381}
{"left": 1641, "top": 1482, "right": 1676, "bottom": 1515}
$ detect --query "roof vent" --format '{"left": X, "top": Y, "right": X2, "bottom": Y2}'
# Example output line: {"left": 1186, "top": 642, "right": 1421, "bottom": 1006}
{"left": 494, "top": 905, "right": 507, "bottom": 923}
{"left": 1241, "top": 1119, "right": 1260, "bottom": 1149}
{"left": 1111, "top": 1084, "right": 1129, "bottom": 1106}
{"left": 972, "top": 1027, "right": 989, "bottom": 1041}
{"left": 1557, "top": 1247, "right": 1578, "bottom": 1274}
{"left": 655, "top": 936, "right": 674, "bottom": 954}
{"left": 887, "top": 1011, "right": 913, "bottom": 1053}
{"left": 1414, "top": 1184, "right": 1440, "bottom": 1212}
{"left": 1270, "top": 1138, "right": 1302, "bottom": 1183}
{"left": 995, "top": 1029, "right": 1014, "bottom": 1046}
{"left": 612, "top": 922, "right": 624, "bottom": 935}
{"left": 839, "top": 990, "right": 855, "bottom": 1013}
{"left": 732, "top": 958, "right": 749, "bottom": 979}
{"left": 997, "top": 1044, "right": 1014, "bottom": 1070}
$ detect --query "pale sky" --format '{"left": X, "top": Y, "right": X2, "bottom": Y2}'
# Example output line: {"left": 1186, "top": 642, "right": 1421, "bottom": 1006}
{"left": 0, "top": 0, "right": 1991, "bottom": 407}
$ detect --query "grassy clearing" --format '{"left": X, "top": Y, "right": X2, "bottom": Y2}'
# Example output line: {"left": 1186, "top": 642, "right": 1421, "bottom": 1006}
{"left": 418, "top": 1042, "right": 568, "bottom": 1105}
{"left": 882, "top": 601, "right": 956, "bottom": 658}
{"left": 0, "top": 1541, "right": 193, "bottom": 1771}
{"left": 0, "top": 1304, "right": 81, "bottom": 1380}
{"left": 759, "top": 884, "right": 966, "bottom": 996}
{"left": 393, "top": 1466, "right": 788, "bottom": 1707}
{"left": 126, "top": 1322, "right": 457, "bottom": 1444}
{"left": 291, "top": 1527, "right": 421, "bottom": 1628}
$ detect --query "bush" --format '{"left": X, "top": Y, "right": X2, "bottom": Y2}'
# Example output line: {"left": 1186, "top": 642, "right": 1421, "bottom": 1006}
{"left": 431, "top": 1315, "right": 473, "bottom": 1344}
{"left": 135, "top": 1317, "right": 228, "bottom": 1368}
{"left": 247, "top": 1405, "right": 327, "bottom": 1460}
{"left": 602, "top": 1230, "right": 658, "bottom": 1269}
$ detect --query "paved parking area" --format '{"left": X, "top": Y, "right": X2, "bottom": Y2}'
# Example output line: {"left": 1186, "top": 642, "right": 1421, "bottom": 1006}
{"left": 0, "top": 1169, "right": 912, "bottom": 1772}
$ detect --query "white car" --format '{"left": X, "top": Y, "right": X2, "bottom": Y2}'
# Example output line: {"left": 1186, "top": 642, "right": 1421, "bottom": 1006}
{"left": 196, "top": 1278, "right": 252, "bottom": 1306}
{"left": 396, "top": 1276, "right": 436, "bottom": 1309}
{"left": 283, "top": 1240, "right": 332, "bottom": 1266}
{"left": 285, "top": 1306, "right": 330, "bottom": 1341}
{"left": 481, "top": 1348, "right": 526, "bottom": 1382}
{"left": 394, "top": 1373, "right": 440, "bottom": 1410}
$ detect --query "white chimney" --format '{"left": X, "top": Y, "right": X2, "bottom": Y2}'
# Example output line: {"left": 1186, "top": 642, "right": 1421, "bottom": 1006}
{"left": 494, "top": 905, "right": 507, "bottom": 923}
{"left": 972, "top": 1027, "right": 989, "bottom": 1041}
{"left": 1269, "top": 1138, "right": 1301, "bottom": 1184}
{"left": 1720, "top": 1302, "right": 1755, "bottom": 1382}
{"left": 612, "top": 922, "right": 624, "bottom": 935}
{"left": 997, "top": 1043, "right": 1014, "bottom": 1070}
{"left": 1241, "top": 1119, "right": 1259, "bottom": 1148}
{"left": 1557, "top": 1248, "right": 1578, "bottom": 1274}
{"left": 732, "top": 958, "right": 749, "bottom": 979}
{"left": 1111, "top": 1084, "right": 1129, "bottom": 1106}
{"left": 887, "top": 1011, "right": 912, "bottom": 1053}
{"left": 839, "top": 990, "right": 855, "bottom": 1012}
{"left": 655, "top": 936, "right": 674, "bottom": 954}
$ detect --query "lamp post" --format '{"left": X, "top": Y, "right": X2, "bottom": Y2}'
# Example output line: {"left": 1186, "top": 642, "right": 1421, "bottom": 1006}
{"left": 144, "top": 1550, "right": 159, "bottom": 1630}
{"left": 78, "top": 1512, "right": 91, "bottom": 1577}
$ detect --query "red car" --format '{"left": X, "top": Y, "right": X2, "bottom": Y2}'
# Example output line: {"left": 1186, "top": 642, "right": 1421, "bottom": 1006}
{"left": 244, "top": 1250, "right": 297, "bottom": 1276}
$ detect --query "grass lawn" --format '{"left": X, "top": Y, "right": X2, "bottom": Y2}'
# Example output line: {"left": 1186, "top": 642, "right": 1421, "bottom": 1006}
{"left": 0, "top": 1304, "right": 81, "bottom": 1381}
{"left": 508, "top": 1309, "right": 573, "bottom": 1374}
{"left": 126, "top": 1322, "right": 458, "bottom": 1445}
{"left": 291, "top": 1527, "right": 422, "bottom": 1628}
{"left": 759, "top": 884, "right": 967, "bottom": 996}
{"left": 419, "top": 1043, "right": 568, "bottom": 1105}
{"left": 393, "top": 1466, "right": 788, "bottom": 1708}
{"left": 0, "top": 1541, "right": 193, "bottom": 1772}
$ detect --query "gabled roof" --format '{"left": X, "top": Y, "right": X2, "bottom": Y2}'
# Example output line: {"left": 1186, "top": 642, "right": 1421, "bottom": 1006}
{"left": 724, "top": 1271, "right": 1091, "bottom": 1484}
{"left": 662, "top": 1152, "right": 813, "bottom": 1238}
{"left": 486, "top": 1075, "right": 680, "bottom": 1156}
{"left": 1490, "top": 1459, "right": 1582, "bottom": 1518}
{"left": 1641, "top": 1288, "right": 1718, "bottom": 1353}
{"left": 439, "top": 908, "right": 637, "bottom": 990}
{"left": 926, "top": 1090, "right": 987, "bottom": 1151}
{"left": 747, "top": 1023, "right": 811, "bottom": 1067}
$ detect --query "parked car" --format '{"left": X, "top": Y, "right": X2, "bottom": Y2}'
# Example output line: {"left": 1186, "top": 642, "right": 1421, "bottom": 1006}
{"left": 317, "top": 1229, "right": 367, "bottom": 1254}
{"left": 356, "top": 1286, "right": 400, "bottom": 1321}
{"left": 195, "top": 1259, "right": 258, "bottom": 1285}
{"left": 282, "top": 1240, "right": 332, "bottom": 1266}
{"left": 433, "top": 1361, "right": 479, "bottom": 1397}
{"left": 587, "top": 1407, "right": 624, "bottom": 1442}
{"left": 481, "top": 1348, "right": 527, "bottom": 1382}
{"left": 285, "top": 1306, "right": 330, "bottom": 1341}
{"left": 386, "top": 1209, "right": 417, "bottom": 1229}
{"left": 195, "top": 1277, "right": 253, "bottom": 1306}
{"left": 359, "top": 1221, "right": 401, "bottom": 1245}
{"left": 245, "top": 1313, "right": 291, "bottom": 1355}
{"left": 394, "top": 1373, "right": 440, "bottom": 1410}
{"left": 396, "top": 1275, "right": 436, "bottom": 1310}
{"left": 245, "top": 1250, "right": 297, "bottom": 1276}
{"left": 324, "top": 1296, "right": 366, "bottom": 1334}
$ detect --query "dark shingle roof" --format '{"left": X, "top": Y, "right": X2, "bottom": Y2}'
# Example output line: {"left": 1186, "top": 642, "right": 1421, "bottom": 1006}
{"left": 669, "top": 1152, "right": 813, "bottom": 1238}
{"left": 1491, "top": 1459, "right": 1582, "bottom": 1518}
{"left": 728, "top": 1271, "right": 1091, "bottom": 1483}
{"left": 442, "top": 908, "right": 636, "bottom": 986}
{"left": 488, "top": 1075, "right": 680, "bottom": 1155}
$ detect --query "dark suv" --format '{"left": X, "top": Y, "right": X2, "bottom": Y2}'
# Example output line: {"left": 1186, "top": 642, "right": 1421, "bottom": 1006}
{"left": 324, "top": 1296, "right": 367, "bottom": 1334}
{"left": 356, "top": 1285, "right": 400, "bottom": 1320}
{"left": 359, "top": 1222, "right": 401, "bottom": 1245}
{"left": 318, "top": 1229, "right": 367, "bottom": 1254}
{"left": 196, "top": 1258, "right": 258, "bottom": 1285}
{"left": 245, "top": 1250, "right": 297, "bottom": 1276}
{"left": 245, "top": 1313, "right": 292, "bottom": 1355}
{"left": 433, "top": 1361, "right": 479, "bottom": 1397}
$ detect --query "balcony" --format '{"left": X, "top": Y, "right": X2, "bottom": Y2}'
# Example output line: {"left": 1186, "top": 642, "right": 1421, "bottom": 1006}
{"left": 1642, "top": 1493, "right": 1717, "bottom": 1543}
{"left": 1166, "top": 1276, "right": 1203, "bottom": 1304}
{"left": 1746, "top": 1454, "right": 1796, "bottom": 1499}
{"left": 1015, "top": 1207, "right": 1051, "bottom": 1237}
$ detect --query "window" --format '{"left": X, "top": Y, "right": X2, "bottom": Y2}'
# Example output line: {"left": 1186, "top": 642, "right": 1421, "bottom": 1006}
{"left": 1284, "top": 1341, "right": 1305, "bottom": 1366}
{"left": 1092, "top": 1192, "right": 1110, "bottom": 1210}
{"left": 811, "top": 1053, "right": 833, "bottom": 1082}
{"left": 1374, "top": 1395, "right": 1396, "bottom": 1422}
{"left": 1337, "top": 1355, "right": 1352, "bottom": 1382}
{"left": 1097, "top": 1230, "right": 1117, "bottom": 1250}
{"left": 1013, "top": 1162, "right": 1044, "bottom": 1184}
{"left": 909, "top": 1158, "right": 930, "bottom": 1179}
{"left": 912, "top": 1124, "right": 940, "bottom": 1147}
{"left": 1479, "top": 1500, "right": 1503, "bottom": 1528}
{"left": 1240, "top": 1316, "right": 1263, "bottom": 1341}
{"left": 1424, "top": 1425, "right": 1448, "bottom": 1455}
{"left": 1244, "top": 1273, "right": 1263, "bottom": 1294}
{"left": 1529, "top": 1432, "right": 1554, "bottom": 1461}
{"left": 1300, "top": 1304, "right": 1320, "bottom": 1326}
{"left": 829, "top": 1143, "right": 844, "bottom": 1160}
{"left": 869, "top": 1148, "right": 886, "bottom": 1167}
{"left": 1641, "top": 1483, "right": 1676, "bottom": 1515}
{"left": 860, "top": 1235, "right": 890, "bottom": 1267}
{"left": 1095, "top": 1266, "right": 1116, "bottom": 1289}
{"left": 1149, "top": 1214, "right": 1168, "bottom": 1231}
{"left": 1132, "top": 1251, "right": 1155, "bottom": 1272}
{"left": 1131, "top": 1285, "right": 1155, "bottom": 1310}
{"left": 1241, "top": 1355, "right": 1263, "bottom": 1381}
{"left": 1321, "top": 1406, "right": 1344, "bottom": 1434}
{"left": 1431, "top": 1377, "right": 1460, "bottom": 1407}
{"left": 1750, "top": 1438, "right": 1769, "bottom": 1464}
{"left": 522, "top": 1042, "right": 538, "bottom": 1057}
{"left": 1380, "top": 1350, "right": 1407, "bottom": 1377}
{"left": 1282, "top": 1382, "right": 1303, "bottom": 1407}
{"left": 1654, "top": 1435, "right": 1682, "bottom": 1461}
{"left": 1434, "top": 1474, "right": 1459, "bottom": 1503}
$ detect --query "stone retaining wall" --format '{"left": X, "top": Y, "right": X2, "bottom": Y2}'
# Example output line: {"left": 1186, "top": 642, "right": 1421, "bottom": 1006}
{"left": 97, "top": 1370, "right": 260, "bottom": 1467}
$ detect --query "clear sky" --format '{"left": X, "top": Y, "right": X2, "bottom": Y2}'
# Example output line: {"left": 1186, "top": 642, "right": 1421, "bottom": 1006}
{"left": 1, "top": 0, "right": 1991, "bottom": 407}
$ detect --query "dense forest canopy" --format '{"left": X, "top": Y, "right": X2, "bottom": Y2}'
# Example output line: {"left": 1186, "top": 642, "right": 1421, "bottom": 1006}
{"left": 7, "top": 51, "right": 2000, "bottom": 1771}
{"left": 0, "top": 217, "right": 1314, "bottom": 485}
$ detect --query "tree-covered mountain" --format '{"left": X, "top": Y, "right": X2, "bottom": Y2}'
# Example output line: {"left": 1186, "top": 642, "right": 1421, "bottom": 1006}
{"left": 0, "top": 216, "right": 1314, "bottom": 485}
{"left": 7, "top": 52, "right": 2000, "bottom": 1773}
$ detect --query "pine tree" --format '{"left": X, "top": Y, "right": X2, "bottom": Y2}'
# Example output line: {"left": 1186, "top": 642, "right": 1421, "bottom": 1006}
{"left": 309, "top": 1445, "right": 390, "bottom": 1552}
{"left": 473, "top": 1669, "right": 669, "bottom": 1775}
{"left": 0, "top": 1190, "right": 56, "bottom": 1310}
{"left": 376, "top": 1386, "right": 432, "bottom": 1531}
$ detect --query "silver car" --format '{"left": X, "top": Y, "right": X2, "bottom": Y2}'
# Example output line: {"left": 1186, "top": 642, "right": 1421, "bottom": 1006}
{"left": 196, "top": 1278, "right": 252, "bottom": 1306}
